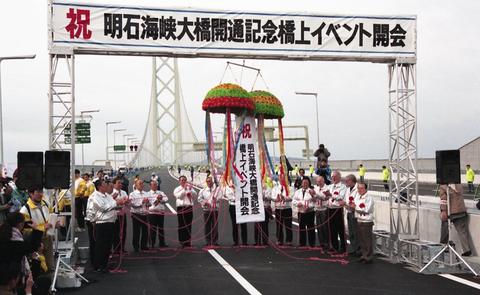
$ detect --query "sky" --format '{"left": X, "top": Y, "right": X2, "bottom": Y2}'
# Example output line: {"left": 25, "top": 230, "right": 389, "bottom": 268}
{"left": 0, "top": 0, "right": 479, "bottom": 167}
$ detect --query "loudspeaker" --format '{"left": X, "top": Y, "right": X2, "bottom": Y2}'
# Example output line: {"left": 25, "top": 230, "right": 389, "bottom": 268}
{"left": 45, "top": 151, "right": 71, "bottom": 189}
{"left": 436, "top": 150, "right": 460, "bottom": 184}
{"left": 17, "top": 152, "right": 43, "bottom": 190}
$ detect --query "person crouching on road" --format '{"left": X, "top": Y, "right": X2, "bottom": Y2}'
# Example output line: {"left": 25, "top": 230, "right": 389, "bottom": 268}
{"left": 351, "top": 182, "right": 374, "bottom": 264}
{"left": 129, "top": 180, "right": 150, "bottom": 252}
{"left": 174, "top": 176, "right": 197, "bottom": 248}
{"left": 91, "top": 179, "right": 126, "bottom": 272}
{"left": 198, "top": 176, "right": 222, "bottom": 247}
{"left": 147, "top": 180, "right": 169, "bottom": 248}
{"left": 293, "top": 177, "right": 316, "bottom": 248}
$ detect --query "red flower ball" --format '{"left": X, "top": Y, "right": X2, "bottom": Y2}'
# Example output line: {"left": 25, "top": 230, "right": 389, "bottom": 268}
{"left": 359, "top": 203, "right": 366, "bottom": 209}
{"left": 334, "top": 191, "right": 339, "bottom": 195}
{"left": 349, "top": 196, "right": 354, "bottom": 202}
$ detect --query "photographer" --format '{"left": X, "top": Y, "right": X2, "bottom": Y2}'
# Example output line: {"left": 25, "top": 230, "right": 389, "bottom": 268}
{"left": 439, "top": 184, "right": 471, "bottom": 257}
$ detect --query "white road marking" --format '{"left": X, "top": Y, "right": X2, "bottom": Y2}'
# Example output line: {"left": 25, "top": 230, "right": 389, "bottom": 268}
{"left": 439, "top": 274, "right": 480, "bottom": 290}
{"left": 208, "top": 249, "right": 262, "bottom": 295}
{"left": 165, "top": 203, "right": 177, "bottom": 214}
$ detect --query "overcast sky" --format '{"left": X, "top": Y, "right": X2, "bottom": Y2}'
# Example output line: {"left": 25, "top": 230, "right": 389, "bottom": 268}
{"left": 0, "top": 0, "right": 479, "bottom": 167}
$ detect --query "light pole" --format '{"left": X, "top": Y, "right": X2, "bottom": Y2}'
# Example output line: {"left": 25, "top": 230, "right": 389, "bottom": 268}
{"left": 105, "top": 121, "right": 121, "bottom": 168}
{"left": 295, "top": 91, "right": 320, "bottom": 151}
{"left": 122, "top": 134, "right": 134, "bottom": 166}
{"left": 80, "top": 110, "right": 100, "bottom": 170}
{"left": 0, "top": 54, "right": 36, "bottom": 164}
{"left": 125, "top": 137, "right": 137, "bottom": 166}
{"left": 113, "top": 128, "right": 126, "bottom": 170}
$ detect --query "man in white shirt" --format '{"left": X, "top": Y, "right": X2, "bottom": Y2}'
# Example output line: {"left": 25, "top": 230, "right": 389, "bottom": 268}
{"left": 111, "top": 177, "right": 129, "bottom": 254}
{"left": 313, "top": 176, "right": 329, "bottom": 249}
{"left": 90, "top": 179, "right": 125, "bottom": 272}
{"left": 129, "top": 179, "right": 150, "bottom": 252}
{"left": 345, "top": 174, "right": 360, "bottom": 256}
{"left": 351, "top": 182, "right": 375, "bottom": 263}
{"left": 174, "top": 175, "right": 197, "bottom": 248}
{"left": 147, "top": 180, "right": 169, "bottom": 248}
{"left": 224, "top": 184, "right": 248, "bottom": 246}
{"left": 325, "top": 170, "right": 347, "bottom": 253}
{"left": 292, "top": 177, "right": 316, "bottom": 247}
{"left": 271, "top": 181, "right": 293, "bottom": 246}
{"left": 198, "top": 176, "right": 222, "bottom": 246}
{"left": 254, "top": 185, "right": 272, "bottom": 246}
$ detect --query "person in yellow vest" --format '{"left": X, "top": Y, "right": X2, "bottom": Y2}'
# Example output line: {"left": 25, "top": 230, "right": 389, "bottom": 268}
{"left": 309, "top": 164, "right": 315, "bottom": 178}
{"left": 74, "top": 169, "right": 87, "bottom": 232}
{"left": 358, "top": 164, "right": 367, "bottom": 183}
{"left": 466, "top": 165, "right": 475, "bottom": 193}
{"left": 83, "top": 173, "right": 95, "bottom": 219}
{"left": 274, "top": 164, "right": 279, "bottom": 175}
{"left": 20, "top": 189, "right": 57, "bottom": 271}
{"left": 293, "top": 164, "right": 299, "bottom": 177}
{"left": 382, "top": 166, "right": 390, "bottom": 191}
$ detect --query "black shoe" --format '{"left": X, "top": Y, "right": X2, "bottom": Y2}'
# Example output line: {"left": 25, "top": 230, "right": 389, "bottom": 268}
{"left": 141, "top": 247, "right": 150, "bottom": 251}
{"left": 233, "top": 242, "right": 239, "bottom": 246}
{"left": 356, "top": 258, "right": 366, "bottom": 263}
{"left": 462, "top": 251, "right": 472, "bottom": 257}
{"left": 134, "top": 248, "right": 139, "bottom": 253}
{"left": 159, "top": 244, "right": 169, "bottom": 248}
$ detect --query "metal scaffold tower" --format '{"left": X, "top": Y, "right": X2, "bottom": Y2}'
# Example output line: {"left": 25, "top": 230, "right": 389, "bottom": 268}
{"left": 383, "top": 62, "right": 420, "bottom": 264}
{"left": 48, "top": 54, "right": 76, "bottom": 243}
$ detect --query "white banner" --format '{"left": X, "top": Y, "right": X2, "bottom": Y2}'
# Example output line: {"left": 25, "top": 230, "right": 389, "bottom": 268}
{"left": 234, "top": 116, "right": 265, "bottom": 224}
{"left": 50, "top": 1, "right": 416, "bottom": 62}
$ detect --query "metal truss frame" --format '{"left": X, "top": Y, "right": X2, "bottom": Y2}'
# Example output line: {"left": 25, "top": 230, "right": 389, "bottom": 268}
{"left": 48, "top": 53, "right": 76, "bottom": 244}
{"left": 387, "top": 62, "right": 420, "bottom": 262}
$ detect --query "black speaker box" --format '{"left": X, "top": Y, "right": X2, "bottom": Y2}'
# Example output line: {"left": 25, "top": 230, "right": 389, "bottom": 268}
{"left": 17, "top": 152, "right": 43, "bottom": 190}
{"left": 435, "top": 150, "right": 460, "bottom": 184}
{"left": 44, "top": 151, "right": 70, "bottom": 189}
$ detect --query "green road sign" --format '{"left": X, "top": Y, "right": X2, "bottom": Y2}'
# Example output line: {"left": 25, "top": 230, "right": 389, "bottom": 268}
{"left": 65, "top": 136, "right": 91, "bottom": 144}
{"left": 76, "top": 123, "right": 90, "bottom": 130}
{"left": 76, "top": 129, "right": 91, "bottom": 136}
{"left": 114, "top": 145, "right": 126, "bottom": 151}
{"left": 77, "top": 137, "right": 91, "bottom": 144}
{"left": 65, "top": 123, "right": 90, "bottom": 130}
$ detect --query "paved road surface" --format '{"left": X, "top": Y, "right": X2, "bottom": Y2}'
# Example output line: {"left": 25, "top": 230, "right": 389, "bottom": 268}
{"left": 62, "top": 169, "right": 479, "bottom": 295}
